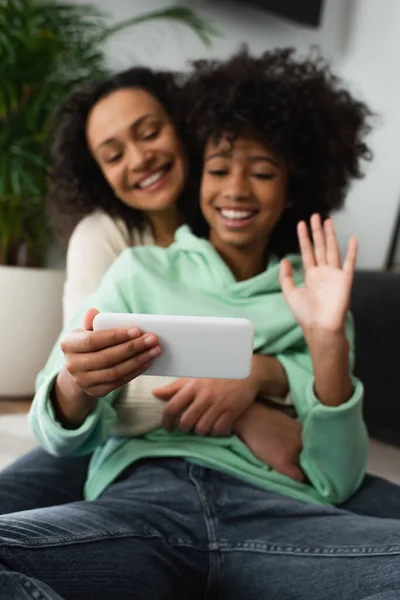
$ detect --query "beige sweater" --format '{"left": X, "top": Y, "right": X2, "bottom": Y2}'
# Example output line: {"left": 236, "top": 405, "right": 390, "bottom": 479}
{"left": 63, "top": 211, "right": 154, "bottom": 325}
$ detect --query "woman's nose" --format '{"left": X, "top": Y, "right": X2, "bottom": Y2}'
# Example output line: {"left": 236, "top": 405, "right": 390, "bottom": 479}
{"left": 126, "top": 143, "right": 153, "bottom": 170}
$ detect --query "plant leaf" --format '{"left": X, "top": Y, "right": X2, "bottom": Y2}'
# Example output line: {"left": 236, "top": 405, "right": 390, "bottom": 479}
{"left": 1, "top": 0, "right": 214, "bottom": 265}
{"left": 100, "top": 6, "right": 219, "bottom": 47}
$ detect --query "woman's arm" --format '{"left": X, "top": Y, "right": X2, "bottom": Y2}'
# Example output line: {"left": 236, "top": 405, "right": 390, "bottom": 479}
{"left": 234, "top": 402, "right": 304, "bottom": 481}
{"left": 63, "top": 212, "right": 132, "bottom": 324}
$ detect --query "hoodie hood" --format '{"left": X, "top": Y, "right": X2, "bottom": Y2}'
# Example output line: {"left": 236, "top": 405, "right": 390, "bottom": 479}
{"left": 173, "top": 225, "right": 304, "bottom": 297}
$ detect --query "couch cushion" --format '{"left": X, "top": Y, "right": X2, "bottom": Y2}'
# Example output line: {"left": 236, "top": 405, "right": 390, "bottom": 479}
{"left": 351, "top": 270, "right": 400, "bottom": 445}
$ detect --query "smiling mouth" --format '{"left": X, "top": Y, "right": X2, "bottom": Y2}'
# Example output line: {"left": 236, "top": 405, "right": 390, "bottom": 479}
{"left": 134, "top": 162, "right": 173, "bottom": 190}
{"left": 216, "top": 207, "right": 259, "bottom": 227}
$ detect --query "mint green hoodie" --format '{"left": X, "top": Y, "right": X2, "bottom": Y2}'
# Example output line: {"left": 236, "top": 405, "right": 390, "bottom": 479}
{"left": 30, "top": 226, "right": 367, "bottom": 505}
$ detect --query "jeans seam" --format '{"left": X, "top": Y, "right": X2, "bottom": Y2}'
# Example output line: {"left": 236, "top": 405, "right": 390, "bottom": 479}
{"left": 219, "top": 540, "right": 400, "bottom": 556}
{"left": 188, "top": 465, "right": 220, "bottom": 600}
{"left": 0, "top": 528, "right": 166, "bottom": 549}
{"left": 168, "top": 538, "right": 207, "bottom": 550}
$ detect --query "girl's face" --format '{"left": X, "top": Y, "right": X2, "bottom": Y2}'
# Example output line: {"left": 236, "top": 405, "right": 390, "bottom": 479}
{"left": 86, "top": 88, "right": 187, "bottom": 215}
{"left": 200, "top": 136, "right": 288, "bottom": 255}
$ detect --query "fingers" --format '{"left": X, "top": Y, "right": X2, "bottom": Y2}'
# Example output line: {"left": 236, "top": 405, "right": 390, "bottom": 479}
{"left": 79, "top": 337, "right": 161, "bottom": 373}
{"left": 275, "top": 462, "right": 305, "bottom": 483}
{"left": 194, "top": 404, "right": 232, "bottom": 435}
{"left": 161, "top": 380, "right": 197, "bottom": 432}
{"left": 61, "top": 327, "right": 150, "bottom": 354}
{"left": 342, "top": 236, "right": 358, "bottom": 278}
{"left": 161, "top": 381, "right": 230, "bottom": 436}
{"left": 152, "top": 379, "right": 189, "bottom": 399}
{"left": 83, "top": 308, "right": 100, "bottom": 331}
{"left": 61, "top": 328, "right": 162, "bottom": 398}
{"left": 65, "top": 335, "right": 161, "bottom": 372}
{"left": 299, "top": 215, "right": 348, "bottom": 270}
{"left": 78, "top": 349, "right": 157, "bottom": 395}
{"left": 178, "top": 394, "right": 213, "bottom": 434}
{"left": 324, "top": 218, "right": 341, "bottom": 268}
{"left": 297, "top": 220, "right": 316, "bottom": 269}
{"left": 309, "top": 214, "right": 357, "bottom": 274}
{"left": 279, "top": 259, "right": 296, "bottom": 298}
{"left": 310, "top": 214, "right": 326, "bottom": 265}
{"left": 212, "top": 413, "right": 233, "bottom": 437}
{"left": 77, "top": 359, "right": 153, "bottom": 398}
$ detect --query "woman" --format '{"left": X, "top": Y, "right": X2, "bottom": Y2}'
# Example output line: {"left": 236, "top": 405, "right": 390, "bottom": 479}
{"left": 0, "top": 65, "right": 302, "bottom": 516}
{"left": 50, "top": 67, "right": 195, "bottom": 324}
{"left": 1, "top": 49, "right": 400, "bottom": 600}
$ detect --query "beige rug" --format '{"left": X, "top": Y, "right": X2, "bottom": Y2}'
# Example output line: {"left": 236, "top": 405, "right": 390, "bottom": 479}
{"left": 0, "top": 414, "right": 36, "bottom": 470}
{"left": 0, "top": 414, "right": 399, "bottom": 484}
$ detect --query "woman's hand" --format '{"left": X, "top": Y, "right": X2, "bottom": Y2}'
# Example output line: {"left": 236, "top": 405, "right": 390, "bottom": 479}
{"left": 53, "top": 308, "right": 162, "bottom": 428}
{"left": 153, "top": 376, "right": 260, "bottom": 437}
{"left": 154, "top": 354, "right": 289, "bottom": 436}
{"left": 280, "top": 214, "right": 357, "bottom": 335}
{"left": 235, "top": 403, "right": 304, "bottom": 482}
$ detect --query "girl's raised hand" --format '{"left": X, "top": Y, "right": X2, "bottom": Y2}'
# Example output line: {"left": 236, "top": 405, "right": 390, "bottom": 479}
{"left": 279, "top": 214, "right": 357, "bottom": 334}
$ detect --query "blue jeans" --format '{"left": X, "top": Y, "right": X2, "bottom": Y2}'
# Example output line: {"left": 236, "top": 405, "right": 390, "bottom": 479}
{"left": 0, "top": 572, "right": 65, "bottom": 599}
{"left": 0, "top": 447, "right": 399, "bottom": 519}
{"left": 0, "top": 448, "right": 91, "bottom": 515}
{"left": 0, "top": 458, "right": 400, "bottom": 599}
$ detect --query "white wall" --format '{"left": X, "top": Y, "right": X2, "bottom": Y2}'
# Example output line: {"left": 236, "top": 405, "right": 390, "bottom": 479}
{"left": 70, "top": 0, "right": 400, "bottom": 268}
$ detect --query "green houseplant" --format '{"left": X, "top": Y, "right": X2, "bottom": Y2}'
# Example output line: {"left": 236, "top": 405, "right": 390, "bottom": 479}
{"left": 0, "top": 0, "right": 214, "bottom": 397}
{"left": 0, "top": 0, "right": 214, "bottom": 267}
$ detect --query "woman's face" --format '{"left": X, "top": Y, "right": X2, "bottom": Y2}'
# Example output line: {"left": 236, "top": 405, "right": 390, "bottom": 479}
{"left": 200, "top": 136, "right": 288, "bottom": 255}
{"left": 86, "top": 88, "right": 187, "bottom": 215}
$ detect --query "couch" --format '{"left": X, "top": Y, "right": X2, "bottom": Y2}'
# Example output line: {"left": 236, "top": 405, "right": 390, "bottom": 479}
{"left": 351, "top": 270, "right": 400, "bottom": 446}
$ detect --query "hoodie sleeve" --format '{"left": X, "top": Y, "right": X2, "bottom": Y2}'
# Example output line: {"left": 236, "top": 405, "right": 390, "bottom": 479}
{"left": 276, "top": 313, "right": 368, "bottom": 505}
{"left": 29, "top": 250, "right": 135, "bottom": 457}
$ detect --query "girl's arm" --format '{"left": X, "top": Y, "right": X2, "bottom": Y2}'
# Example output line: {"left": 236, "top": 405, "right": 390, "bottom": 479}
{"left": 278, "top": 215, "right": 368, "bottom": 503}
{"left": 250, "top": 354, "right": 289, "bottom": 399}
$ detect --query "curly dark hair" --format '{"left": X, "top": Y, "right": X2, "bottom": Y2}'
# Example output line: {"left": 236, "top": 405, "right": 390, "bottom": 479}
{"left": 180, "top": 48, "right": 374, "bottom": 256}
{"left": 47, "top": 67, "right": 194, "bottom": 240}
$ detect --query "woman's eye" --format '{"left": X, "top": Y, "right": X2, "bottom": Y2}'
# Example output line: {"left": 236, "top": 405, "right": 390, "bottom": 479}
{"left": 105, "top": 154, "right": 122, "bottom": 164}
{"left": 142, "top": 128, "right": 159, "bottom": 141}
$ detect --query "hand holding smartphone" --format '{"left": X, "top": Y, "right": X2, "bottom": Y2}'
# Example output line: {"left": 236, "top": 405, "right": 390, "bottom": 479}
{"left": 93, "top": 312, "right": 254, "bottom": 379}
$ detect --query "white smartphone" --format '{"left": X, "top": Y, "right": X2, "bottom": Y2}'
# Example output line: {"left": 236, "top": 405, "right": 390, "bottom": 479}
{"left": 93, "top": 312, "right": 254, "bottom": 379}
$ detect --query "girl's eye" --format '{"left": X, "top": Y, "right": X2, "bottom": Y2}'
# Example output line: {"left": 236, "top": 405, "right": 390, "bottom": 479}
{"left": 253, "top": 173, "right": 275, "bottom": 180}
{"left": 208, "top": 169, "right": 228, "bottom": 177}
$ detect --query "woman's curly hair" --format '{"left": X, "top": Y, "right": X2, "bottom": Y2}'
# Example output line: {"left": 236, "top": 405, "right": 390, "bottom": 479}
{"left": 47, "top": 67, "right": 193, "bottom": 241}
{"left": 180, "top": 47, "right": 374, "bottom": 256}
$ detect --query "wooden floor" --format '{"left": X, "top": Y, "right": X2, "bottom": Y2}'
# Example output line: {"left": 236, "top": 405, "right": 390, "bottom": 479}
{"left": 0, "top": 397, "right": 32, "bottom": 415}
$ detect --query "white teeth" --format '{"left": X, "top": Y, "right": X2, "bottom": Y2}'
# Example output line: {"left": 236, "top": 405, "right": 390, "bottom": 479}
{"left": 137, "top": 170, "right": 165, "bottom": 189}
{"left": 220, "top": 209, "right": 254, "bottom": 220}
